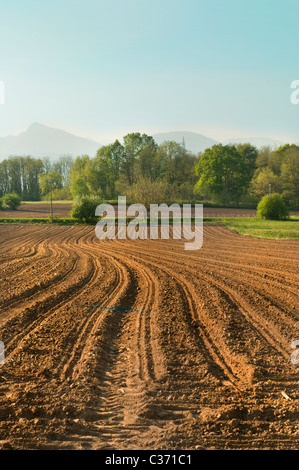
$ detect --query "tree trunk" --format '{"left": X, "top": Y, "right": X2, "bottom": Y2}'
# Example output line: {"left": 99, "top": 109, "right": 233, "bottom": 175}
{"left": 50, "top": 188, "right": 53, "bottom": 223}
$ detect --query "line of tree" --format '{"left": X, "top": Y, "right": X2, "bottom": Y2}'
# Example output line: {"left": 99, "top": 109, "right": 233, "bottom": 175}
{"left": 69, "top": 133, "right": 199, "bottom": 206}
{"left": 249, "top": 144, "right": 299, "bottom": 208}
{"left": 195, "top": 142, "right": 299, "bottom": 208}
{"left": 0, "top": 134, "right": 298, "bottom": 209}
{"left": 0, "top": 155, "right": 73, "bottom": 201}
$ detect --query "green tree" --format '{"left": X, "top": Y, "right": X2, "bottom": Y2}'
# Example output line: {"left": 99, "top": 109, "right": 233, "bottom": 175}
{"left": 71, "top": 177, "right": 90, "bottom": 198}
{"left": 6, "top": 157, "right": 23, "bottom": 196}
{"left": 0, "top": 156, "right": 46, "bottom": 200}
{"left": 155, "top": 141, "right": 199, "bottom": 200}
{"left": 255, "top": 146, "right": 273, "bottom": 169}
{"left": 280, "top": 146, "right": 299, "bottom": 208}
{"left": 194, "top": 143, "right": 256, "bottom": 204}
{"left": 0, "top": 159, "right": 9, "bottom": 196}
{"left": 22, "top": 156, "right": 44, "bottom": 200}
{"left": 91, "top": 144, "right": 122, "bottom": 198}
{"left": 69, "top": 155, "right": 91, "bottom": 198}
{"left": 135, "top": 140, "right": 158, "bottom": 180}
{"left": 250, "top": 167, "right": 280, "bottom": 198}
{"left": 39, "top": 171, "right": 63, "bottom": 222}
{"left": 236, "top": 143, "right": 258, "bottom": 188}
{"left": 157, "top": 141, "right": 190, "bottom": 183}
{"left": 53, "top": 155, "right": 73, "bottom": 188}
{"left": 121, "top": 133, "right": 156, "bottom": 185}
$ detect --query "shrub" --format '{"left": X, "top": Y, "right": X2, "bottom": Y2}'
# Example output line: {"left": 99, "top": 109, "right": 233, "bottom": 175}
{"left": 257, "top": 193, "right": 289, "bottom": 220}
{"left": 2, "top": 193, "right": 22, "bottom": 210}
{"left": 120, "top": 177, "right": 176, "bottom": 209}
{"left": 0, "top": 198, "right": 2, "bottom": 210}
{"left": 70, "top": 195, "right": 103, "bottom": 223}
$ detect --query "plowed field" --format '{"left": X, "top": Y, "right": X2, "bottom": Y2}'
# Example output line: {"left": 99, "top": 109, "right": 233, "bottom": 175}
{"left": 0, "top": 223, "right": 298, "bottom": 450}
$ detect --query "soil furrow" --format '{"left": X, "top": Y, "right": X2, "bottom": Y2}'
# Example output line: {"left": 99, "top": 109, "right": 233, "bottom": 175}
{"left": 0, "top": 224, "right": 298, "bottom": 450}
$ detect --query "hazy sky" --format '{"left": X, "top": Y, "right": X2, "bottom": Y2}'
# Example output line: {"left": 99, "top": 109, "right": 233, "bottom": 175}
{"left": 0, "top": 0, "right": 299, "bottom": 144}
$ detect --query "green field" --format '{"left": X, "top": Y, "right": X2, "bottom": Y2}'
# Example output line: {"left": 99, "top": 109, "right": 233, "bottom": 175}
{"left": 218, "top": 216, "right": 299, "bottom": 240}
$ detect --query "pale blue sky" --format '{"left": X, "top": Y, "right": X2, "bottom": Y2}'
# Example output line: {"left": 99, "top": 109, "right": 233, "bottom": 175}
{"left": 0, "top": 0, "right": 299, "bottom": 144}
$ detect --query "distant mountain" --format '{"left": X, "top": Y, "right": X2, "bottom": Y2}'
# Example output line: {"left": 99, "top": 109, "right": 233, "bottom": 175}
{"left": 0, "top": 124, "right": 293, "bottom": 161}
{"left": 0, "top": 123, "right": 101, "bottom": 160}
{"left": 152, "top": 131, "right": 219, "bottom": 153}
{"left": 222, "top": 136, "right": 286, "bottom": 149}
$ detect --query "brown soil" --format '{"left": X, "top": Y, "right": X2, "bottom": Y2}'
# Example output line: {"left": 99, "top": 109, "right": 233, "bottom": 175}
{"left": 0, "top": 223, "right": 298, "bottom": 450}
{"left": 0, "top": 203, "right": 72, "bottom": 219}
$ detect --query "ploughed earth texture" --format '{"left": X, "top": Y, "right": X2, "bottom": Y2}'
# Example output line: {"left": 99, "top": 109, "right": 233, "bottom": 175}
{"left": 0, "top": 223, "right": 298, "bottom": 450}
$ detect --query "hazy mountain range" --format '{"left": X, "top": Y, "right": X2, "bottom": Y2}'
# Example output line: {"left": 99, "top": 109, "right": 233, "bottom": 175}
{"left": 0, "top": 123, "right": 292, "bottom": 160}
{"left": 0, "top": 123, "right": 101, "bottom": 160}
{"left": 153, "top": 131, "right": 288, "bottom": 153}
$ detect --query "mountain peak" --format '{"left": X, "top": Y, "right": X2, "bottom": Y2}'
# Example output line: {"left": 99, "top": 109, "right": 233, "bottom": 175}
{"left": 27, "top": 122, "right": 45, "bottom": 131}
{"left": 0, "top": 123, "right": 102, "bottom": 160}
